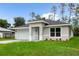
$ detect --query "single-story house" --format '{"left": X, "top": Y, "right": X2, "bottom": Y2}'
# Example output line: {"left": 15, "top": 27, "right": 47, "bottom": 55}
{"left": 0, "top": 27, "right": 14, "bottom": 38}
{"left": 12, "top": 19, "right": 73, "bottom": 41}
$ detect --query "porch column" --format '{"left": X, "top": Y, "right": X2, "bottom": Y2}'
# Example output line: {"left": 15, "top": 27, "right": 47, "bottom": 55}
{"left": 29, "top": 26, "right": 32, "bottom": 41}
{"left": 39, "top": 26, "right": 43, "bottom": 40}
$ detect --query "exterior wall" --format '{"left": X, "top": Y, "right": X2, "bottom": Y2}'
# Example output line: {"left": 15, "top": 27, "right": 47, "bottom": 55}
{"left": 43, "top": 26, "right": 61, "bottom": 40}
{"left": 29, "top": 23, "right": 44, "bottom": 41}
{"left": 0, "top": 32, "right": 3, "bottom": 38}
{"left": 14, "top": 23, "right": 72, "bottom": 41}
{"left": 0, "top": 32, "right": 13, "bottom": 38}
{"left": 43, "top": 26, "right": 71, "bottom": 41}
{"left": 15, "top": 28, "right": 29, "bottom": 40}
{"left": 69, "top": 27, "right": 73, "bottom": 38}
{"left": 3, "top": 32, "right": 11, "bottom": 38}
{"left": 31, "top": 27, "right": 39, "bottom": 41}
{"left": 43, "top": 27, "right": 49, "bottom": 40}
{"left": 61, "top": 26, "right": 70, "bottom": 41}
{"left": 70, "top": 29, "right": 73, "bottom": 38}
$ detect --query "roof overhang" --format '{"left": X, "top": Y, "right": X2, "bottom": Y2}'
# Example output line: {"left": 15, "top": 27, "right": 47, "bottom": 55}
{"left": 27, "top": 20, "right": 49, "bottom": 24}
{"left": 45, "top": 24, "right": 71, "bottom": 27}
{"left": 0, "top": 27, "right": 13, "bottom": 32}
{"left": 11, "top": 27, "right": 29, "bottom": 30}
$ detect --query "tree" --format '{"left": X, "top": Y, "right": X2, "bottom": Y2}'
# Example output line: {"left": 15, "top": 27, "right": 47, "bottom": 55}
{"left": 51, "top": 5, "right": 57, "bottom": 20}
{"left": 73, "top": 27, "right": 79, "bottom": 36}
{"left": 63, "top": 16, "right": 69, "bottom": 23}
{"left": 72, "top": 18, "right": 78, "bottom": 28}
{"left": 68, "top": 3, "right": 75, "bottom": 24}
{"left": 60, "top": 3, "right": 66, "bottom": 21}
{"left": 29, "top": 12, "right": 42, "bottom": 21}
{"left": 72, "top": 4, "right": 79, "bottom": 28}
{"left": 75, "top": 4, "right": 79, "bottom": 18}
{"left": 35, "top": 14, "right": 42, "bottom": 20}
{"left": 30, "top": 12, "right": 36, "bottom": 20}
{"left": 14, "top": 17, "right": 25, "bottom": 27}
{"left": 0, "top": 19, "right": 11, "bottom": 28}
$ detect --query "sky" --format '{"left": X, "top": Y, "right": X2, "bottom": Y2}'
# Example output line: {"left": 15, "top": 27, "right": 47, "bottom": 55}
{"left": 0, "top": 3, "right": 66, "bottom": 25}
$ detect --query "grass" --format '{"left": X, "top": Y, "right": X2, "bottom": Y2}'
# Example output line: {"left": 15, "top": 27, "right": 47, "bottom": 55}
{"left": 0, "top": 37, "right": 79, "bottom": 56}
{"left": 0, "top": 38, "right": 15, "bottom": 41}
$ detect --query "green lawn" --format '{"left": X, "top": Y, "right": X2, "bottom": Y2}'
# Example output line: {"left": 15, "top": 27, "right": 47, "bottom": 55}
{"left": 0, "top": 37, "right": 79, "bottom": 56}
{"left": 0, "top": 38, "right": 15, "bottom": 41}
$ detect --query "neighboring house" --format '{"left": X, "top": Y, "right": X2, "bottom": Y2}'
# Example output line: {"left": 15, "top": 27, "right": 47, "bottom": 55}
{"left": 12, "top": 19, "right": 73, "bottom": 41}
{"left": 0, "top": 27, "right": 14, "bottom": 38}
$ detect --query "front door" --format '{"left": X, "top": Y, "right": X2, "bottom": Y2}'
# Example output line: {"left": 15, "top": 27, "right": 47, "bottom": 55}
{"left": 32, "top": 27, "right": 39, "bottom": 40}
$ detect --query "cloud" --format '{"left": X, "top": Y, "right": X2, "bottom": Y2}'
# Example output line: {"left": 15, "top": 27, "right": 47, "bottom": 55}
{"left": 41, "top": 12, "right": 60, "bottom": 20}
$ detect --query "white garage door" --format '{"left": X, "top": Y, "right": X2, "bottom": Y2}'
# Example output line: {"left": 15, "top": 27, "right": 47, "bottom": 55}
{"left": 15, "top": 28, "right": 29, "bottom": 40}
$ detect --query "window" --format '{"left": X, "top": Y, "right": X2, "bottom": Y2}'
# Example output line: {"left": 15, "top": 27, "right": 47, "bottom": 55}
{"left": 50, "top": 28, "right": 55, "bottom": 37}
{"left": 50, "top": 28, "right": 61, "bottom": 37}
{"left": 56, "top": 28, "right": 60, "bottom": 37}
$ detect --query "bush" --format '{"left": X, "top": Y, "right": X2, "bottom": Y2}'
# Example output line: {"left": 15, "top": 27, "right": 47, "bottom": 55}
{"left": 74, "top": 27, "right": 79, "bottom": 36}
{"left": 45, "top": 38, "right": 48, "bottom": 41}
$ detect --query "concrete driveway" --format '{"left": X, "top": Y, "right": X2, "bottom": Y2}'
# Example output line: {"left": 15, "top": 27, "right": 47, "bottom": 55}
{"left": 0, "top": 40, "right": 22, "bottom": 44}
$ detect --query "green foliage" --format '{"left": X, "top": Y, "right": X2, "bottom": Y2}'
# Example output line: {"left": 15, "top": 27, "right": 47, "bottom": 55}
{"left": 30, "top": 12, "right": 42, "bottom": 20}
{"left": 35, "top": 15, "right": 42, "bottom": 20}
{"left": 51, "top": 5, "right": 57, "bottom": 20}
{"left": 75, "top": 4, "right": 79, "bottom": 16}
{"left": 45, "top": 38, "right": 48, "bottom": 41}
{"left": 72, "top": 18, "right": 79, "bottom": 28}
{"left": 60, "top": 3, "right": 66, "bottom": 21}
{"left": 0, "top": 19, "right": 11, "bottom": 28}
{"left": 74, "top": 27, "right": 79, "bottom": 36}
{"left": 14, "top": 17, "right": 25, "bottom": 27}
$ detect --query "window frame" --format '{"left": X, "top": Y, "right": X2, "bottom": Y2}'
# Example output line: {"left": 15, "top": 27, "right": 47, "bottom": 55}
{"left": 50, "top": 28, "right": 55, "bottom": 37}
{"left": 50, "top": 27, "right": 61, "bottom": 37}
{"left": 56, "top": 28, "right": 61, "bottom": 37}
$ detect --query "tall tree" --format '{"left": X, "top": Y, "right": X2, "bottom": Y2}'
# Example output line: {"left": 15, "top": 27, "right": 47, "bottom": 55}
{"left": 0, "top": 19, "right": 11, "bottom": 28}
{"left": 63, "top": 16, "right": 69, "bottom": 23}
{"left": 68, "top": 3, "right": 75, "bottom": 23}
{"left": 51, "top": 5, "right": 57, "bottom": 20}
{"left": 60, "top": 3, "right": 66, "bottom": 21}
{"left": 72, "top": 18, "right": 78, "bottom": 28}
{"left": 14, "top": 17, "right": 25, "bottom": 27}
{"left": 30, "top": 12, "right": 36, "bottom": 20}
{"left": 29, "top": 12, "right": 42, "bottom": 20}
{"left": 35, "top": 14, "right": 41, "bottom": 20}
{"left": 75, "top": 4, "right": 79, "bottom": 27}
{"left": 75, "top": 4, "right": 79, "bottom": 18}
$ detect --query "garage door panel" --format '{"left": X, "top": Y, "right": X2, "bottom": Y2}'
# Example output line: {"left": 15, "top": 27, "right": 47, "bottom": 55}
{"left": 15, "top": 29, "right": 29, "bottom": 40}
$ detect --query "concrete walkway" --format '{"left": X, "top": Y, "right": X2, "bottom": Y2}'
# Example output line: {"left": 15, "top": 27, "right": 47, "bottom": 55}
{"left": 0, "top": 40, "right": 22, "bottom": 44}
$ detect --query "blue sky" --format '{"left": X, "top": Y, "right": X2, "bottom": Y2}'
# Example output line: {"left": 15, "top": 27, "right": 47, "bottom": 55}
{"left": 0, "top": 3, "right": 52, "bottom": 25}
{"left": 0, "top": 3, "right": 64, "bottom": 25}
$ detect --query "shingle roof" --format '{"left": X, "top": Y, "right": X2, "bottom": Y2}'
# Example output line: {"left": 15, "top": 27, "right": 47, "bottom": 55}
{"left": 0, "top": 27, "right": 12, "bottom": 32}
{"left": 15, "top": 24, "right": 29, "bottom": 28}
{"left": 45, "top": 20, "right": 68, "bottom": 25}
{"left": 19, "top": 24, "right": 29, "bottom": 27}
{"left": 14, "top": 20, "right": 69, "bottom": 28}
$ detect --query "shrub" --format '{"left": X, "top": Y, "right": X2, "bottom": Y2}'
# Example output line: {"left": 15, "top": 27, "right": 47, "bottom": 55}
{"left": 45, "top": 38, "right": 48, "bottom": 41}
{"left": 74, "top": 27, "right": 79, "bottom": 36}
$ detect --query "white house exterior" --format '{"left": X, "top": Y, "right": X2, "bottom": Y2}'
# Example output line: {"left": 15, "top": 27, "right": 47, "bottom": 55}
{"left": 0, "top": 27, "right": 14, "bottom": 38}
{"left": 12, "top": 20, "right": 73, "bottom": 41}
